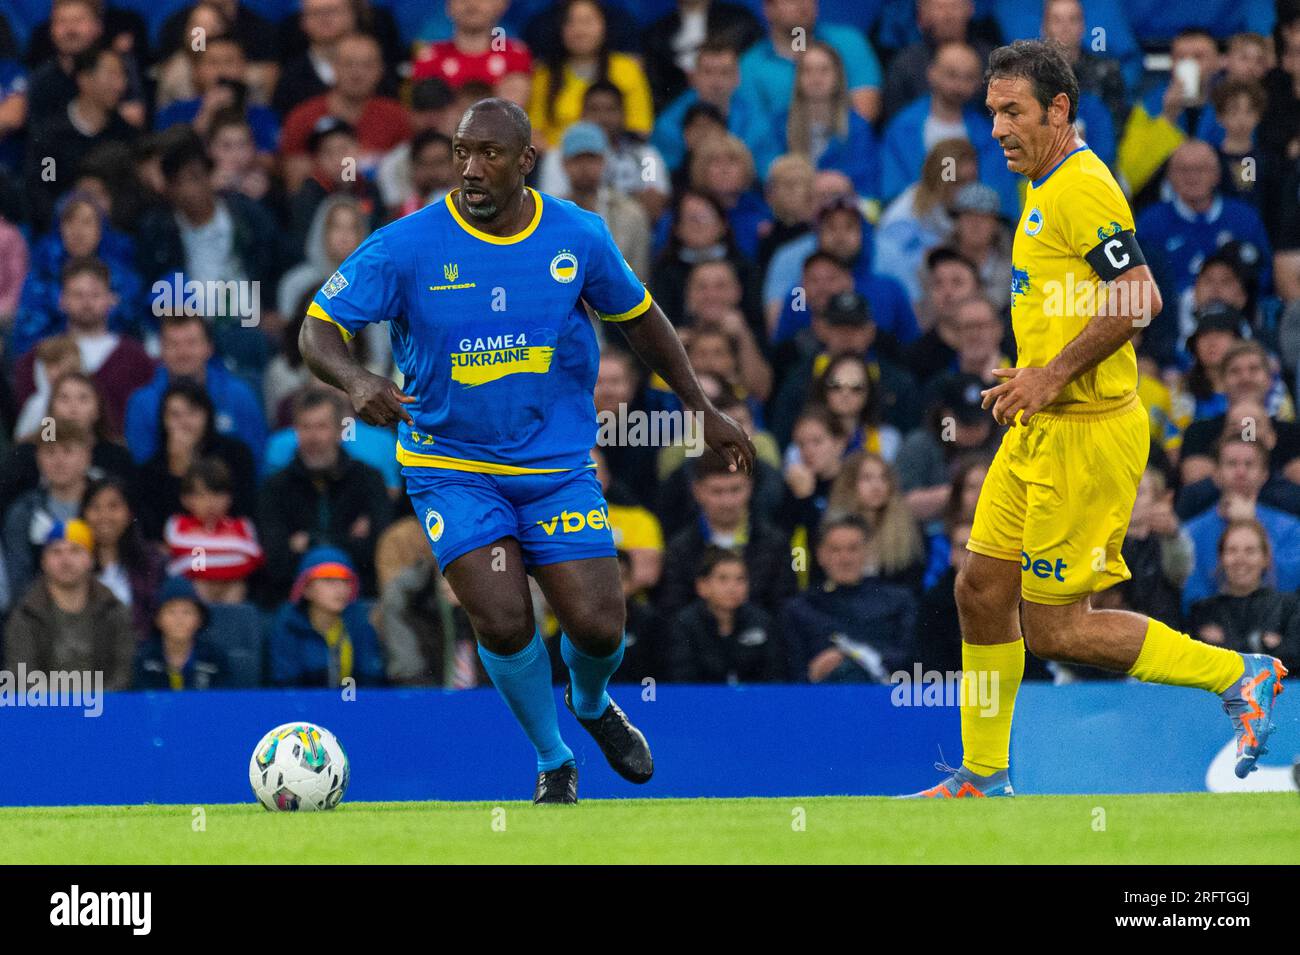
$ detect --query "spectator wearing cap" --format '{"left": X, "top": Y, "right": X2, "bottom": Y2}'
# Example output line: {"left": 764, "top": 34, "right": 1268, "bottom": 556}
{"left": 286, "top": 116, "right": 383, "bottom": 263}
{"left": 556, "top": 121, "right": 650, "bottom": 278}
{"left": 904, "top": 248, "right": 983, "bottom": 381}
{"left": 880, "top": 0, "right": 999, "bottom": 122}
{"left": 651, "top": 37, "right": 775, "bottom": 178}
{"left": 269, "top": 545, "right": 385, "bottom": 688}
{"left": 1181, "top": 437, "right": 1300, "bottom": 610}
{"left": 894, "top": 372, "right": 1002, "bottom": 522}
{"left": 133, "top": 575, "right": 227, "bottom": 690}
{"left": 279, "top": 33, "right": 411, "bottom": 194}
{"left": 1178, "top": 302, "right": 1251, "bottom": 425}
{"left": 527, "top": 0, "right": 653, "bottom": 149}
{"left": 153, "top": 36, "right": 280, "bottom": 156}
{"left": 770, "top": 41, "right": 882, "bottom": 200}
{"left": 739, "top": 0, "right": 883, "bottom": 123}
{"left": 1136, "top": 141, "right": 1272, "bottom": 320}
{"left": 1187, "top": 519, "right": 1300, "bottom": 674}
{"left": 3, "top": 418, "right": 96, "bottom": 601}
{"left": 3, "top": 516, "right": 136, "bottom": 691}
{"left": 642, "top": 1, "right": 764, "bottom": 113}
{"left": 770, "top": 289, "right": 920, "bottom": 445}
{"left": 411, "top": 0, "right": 533, "bottom": 106}
{"left": 948, "top": 183, "right": 1012, "bottom": 313}
{"left": 880, "top": 42, "right": 1020, "bottom": 218}
{"left": 376, "top": 79, "right": 459, "bottom": 216}
{"left": 766, "top": 194, "right": 918, "bottom": 354}
{"left": 874, "top": 138, "right": 979, "bottom": 306}
{"left": 539, "top": 81, "right": 671, "bottom": 226}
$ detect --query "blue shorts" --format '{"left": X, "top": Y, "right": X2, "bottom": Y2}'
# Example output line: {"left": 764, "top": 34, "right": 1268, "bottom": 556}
{"left": 403, "top": 465, "right": 617, "bottom": 570}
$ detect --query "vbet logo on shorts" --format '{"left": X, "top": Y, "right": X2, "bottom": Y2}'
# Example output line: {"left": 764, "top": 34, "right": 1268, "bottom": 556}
{"left": 424, "top": 508, "right": 444, "bottom": 543}
{"left": 1024, "top": 207, "right": 1044, "bottom": 236}
{"left": 536, "top": 506, "right": 609, "bottom": 537}
{"left": 1021, "top": 550, "right": 1067, "bottom": 582}
{"left": 550, "top": 249, "right": 578, "bottom": 284}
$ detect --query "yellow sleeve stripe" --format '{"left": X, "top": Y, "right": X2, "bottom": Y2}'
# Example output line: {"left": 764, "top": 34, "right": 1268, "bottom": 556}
{"left": 596, "top": 288, "right": 653, "bottom": 323}
{"left": 307, "top": 301, "right": 354, "bottom": 342}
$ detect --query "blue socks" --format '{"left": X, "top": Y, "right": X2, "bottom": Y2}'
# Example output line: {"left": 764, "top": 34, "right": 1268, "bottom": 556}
{"left": 478, "top": 630, "right": 573, "bottom": 772}
{"left": 561, "top": 633, "right": 625, "bottom": 719}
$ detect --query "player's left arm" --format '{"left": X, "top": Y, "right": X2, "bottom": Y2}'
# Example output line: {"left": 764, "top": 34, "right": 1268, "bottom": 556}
{"left": 617, "top": 302, "right": 757, "bottom": 474}
{"left": 582, "top": 217, "right": 756, "bottom": 473}
{"left": 985, "top": 200, "right": 1162, "bottom": 425}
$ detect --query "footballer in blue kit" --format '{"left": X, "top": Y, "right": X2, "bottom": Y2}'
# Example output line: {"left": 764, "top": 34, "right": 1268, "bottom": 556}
{"left": 300, "top": 99, "right": 756, "bottom": 803}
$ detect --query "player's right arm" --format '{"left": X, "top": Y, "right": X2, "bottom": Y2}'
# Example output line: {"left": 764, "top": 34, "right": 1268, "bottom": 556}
{"left": 298, "top": 233, "right": 415, "bottom": 427}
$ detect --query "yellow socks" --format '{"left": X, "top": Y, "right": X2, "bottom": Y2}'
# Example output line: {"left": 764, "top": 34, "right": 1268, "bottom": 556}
{"left": 1128, "top": 617, "right": 1245, "bottom": 694}
{"left": 960, "top": 639, "right": 1025, "bottom": 776}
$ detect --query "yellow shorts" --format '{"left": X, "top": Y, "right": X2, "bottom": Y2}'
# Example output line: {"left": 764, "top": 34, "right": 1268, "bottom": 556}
{"left": 967, "top": 393, "right": 1149, "bottom": 605}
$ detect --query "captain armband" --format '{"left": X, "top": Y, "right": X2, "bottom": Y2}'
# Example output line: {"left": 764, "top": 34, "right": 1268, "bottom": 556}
{"left": 1084, "top": 230, "right": 1147, "bottom": 281}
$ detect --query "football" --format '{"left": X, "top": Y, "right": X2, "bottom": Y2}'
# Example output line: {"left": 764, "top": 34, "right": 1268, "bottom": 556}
{"left": 248, "top": 722, "right": 350, "bottom": 812}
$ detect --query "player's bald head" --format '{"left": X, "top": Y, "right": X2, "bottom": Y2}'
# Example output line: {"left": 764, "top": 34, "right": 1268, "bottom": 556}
{"left": 456, "top": 97, "right": 531, "bottom": 153}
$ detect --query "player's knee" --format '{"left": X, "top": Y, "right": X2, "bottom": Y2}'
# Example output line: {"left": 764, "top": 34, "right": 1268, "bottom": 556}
{"left": 561, "top": 603, "right": 626, "bottom": 658}
{"left": 469, "top": 606, "right": 536, "bottom": 656}
{"left": 955, "top": 564, "right": 1004, "bottom": 620}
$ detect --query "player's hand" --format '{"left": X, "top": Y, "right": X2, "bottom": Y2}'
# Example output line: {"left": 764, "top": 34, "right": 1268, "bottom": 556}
{"left": 980, "top": 367, "right": 1063, "bottom": 426}
{"left": 702, "top": 406, "right": 757, "bottom": 474}
{"left": 348, "top": 372, "right": 415, "bottom": 427}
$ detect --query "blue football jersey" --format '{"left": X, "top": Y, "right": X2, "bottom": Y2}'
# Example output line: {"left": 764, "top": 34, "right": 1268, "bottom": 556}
{"left": 308, "top": 188, "right": 652, "bottom": 473}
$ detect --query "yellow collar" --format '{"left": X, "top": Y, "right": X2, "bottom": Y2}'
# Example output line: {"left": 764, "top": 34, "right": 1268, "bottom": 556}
{"left": 445, "top": 187, "right": 544, "bottom": 245}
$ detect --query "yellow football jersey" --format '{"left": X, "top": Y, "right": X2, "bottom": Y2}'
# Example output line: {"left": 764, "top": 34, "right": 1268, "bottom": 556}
{"left": 1010, "top": 145, "right": 1141, "bottom": 407}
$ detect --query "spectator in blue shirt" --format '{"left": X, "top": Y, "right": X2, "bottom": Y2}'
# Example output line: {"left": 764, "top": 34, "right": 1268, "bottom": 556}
{"left": 771, "top": 40, "right": 881, "bottom": 199}
{"left": 880, "top": 42, "right": 1020, "bottom": 218}
{"left": 651, "top": 37, "right": 775, "bottom": 177}
{"left": 154, "top": 36, "right": 279, "bottom": 154}
{"left": 1181, "top": 437, "right": 1300, "bottom": 610}
{"left": 738, "top": 0, "right": 883, "bottom": 123}
{"left": 124, "top": 312, "right": 267, "bottom": 470}
{"left": 269, "top": 545, "right": 385, "bottom": 688}
{"left": 1136, "top": 139, "right": 1272, "bottom": 314}
{"left": 882, "top": 0, "right": 1001, "bottom": 121}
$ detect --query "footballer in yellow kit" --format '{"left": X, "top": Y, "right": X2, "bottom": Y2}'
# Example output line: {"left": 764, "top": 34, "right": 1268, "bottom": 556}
{"left": 904, "top": 40, "right": 1287, "bottom": 799}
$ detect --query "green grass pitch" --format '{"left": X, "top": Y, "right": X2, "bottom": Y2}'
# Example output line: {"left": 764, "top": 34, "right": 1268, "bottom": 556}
{"left": 1, "top": 793, "right": 1297, "bottom": 863}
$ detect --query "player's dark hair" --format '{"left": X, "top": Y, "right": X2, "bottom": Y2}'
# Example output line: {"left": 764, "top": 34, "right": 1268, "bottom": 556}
{"left": 60, "top": 255, "right": 111, "bottom": 289}
{"left": 460, "top": 97, "right": 532, "bottom": 153}
{"left": 182, "top": 456, "right": 234, "bottom": 496}
{"left": 985, "top": 39, "right": 1079, "bottom": 123}
{"left": 695, "top": 544, "right": 746, "bottom": 580}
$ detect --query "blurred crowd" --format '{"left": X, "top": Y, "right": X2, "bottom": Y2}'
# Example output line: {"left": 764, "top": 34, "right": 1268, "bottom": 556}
{"left": 0, "top": 0, "right": 1299, "bottom": 691}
